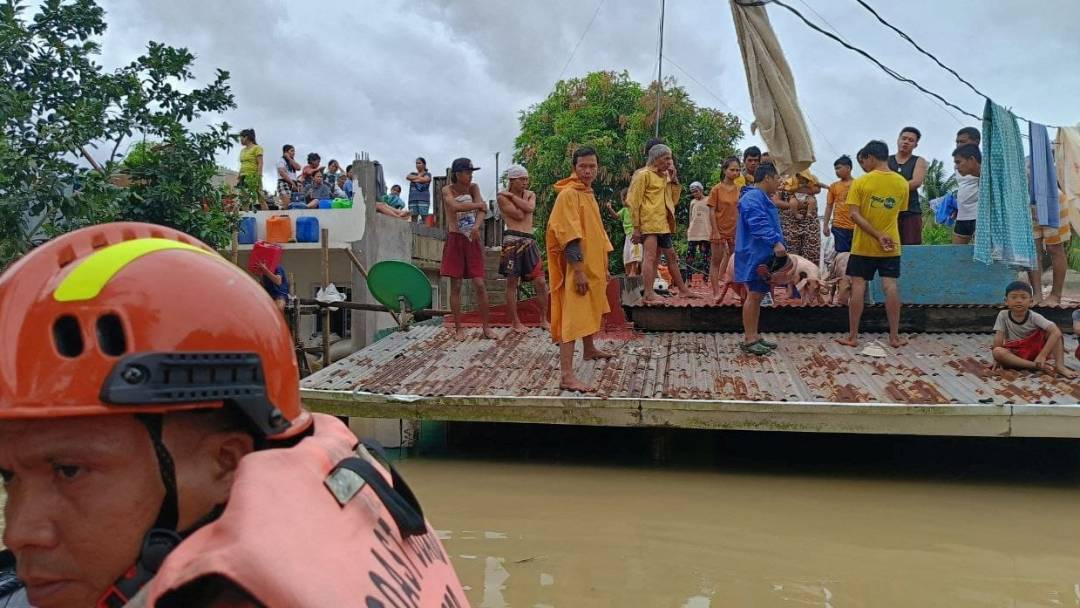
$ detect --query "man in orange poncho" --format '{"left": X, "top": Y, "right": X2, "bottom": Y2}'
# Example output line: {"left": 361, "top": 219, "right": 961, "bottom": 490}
{"left": 546, "top": 146, "right": 615, "bottom": 392}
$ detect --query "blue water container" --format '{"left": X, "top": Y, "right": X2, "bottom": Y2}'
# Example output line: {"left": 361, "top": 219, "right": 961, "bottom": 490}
{"left": 237, "top": 216, "right": 256, "bottom": 245}
{"left": 295, "top": 216, "right": 320, "bottom": 243}
{"left": 318, "top": 199, "right": 332, "bottom": 209}
{"left": 288, "top": 202, "right": 308, "bottom": 209}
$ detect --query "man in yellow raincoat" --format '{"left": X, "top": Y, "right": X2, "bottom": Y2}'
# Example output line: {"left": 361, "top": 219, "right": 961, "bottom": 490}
{"left": 546, "top": 146, "right": 615, "bottom": 392}
{"left": 627, "top": 143, "right": 696, "bottom": 304}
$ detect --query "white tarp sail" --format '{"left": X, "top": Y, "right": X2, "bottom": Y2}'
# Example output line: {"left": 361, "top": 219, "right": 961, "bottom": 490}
{"left": 730, "top": 0, "right": 815, "bottom": 175}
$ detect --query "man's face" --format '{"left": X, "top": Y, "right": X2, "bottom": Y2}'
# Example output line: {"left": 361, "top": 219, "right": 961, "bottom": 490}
{"left": 898, "top": 131, "right": 919, "bottom": 155}
{"left": 744, "top": 155, "right": 761, "bottom": 175}
{"left": 691, "top": 188, "right": 704, "bottom": 199}
{"left": 307, "top": 158, "right": 319, "bottom": 169}
{"left": 574, "top": 155, "right": 599, "bottom": 186}
{"left": 509, "top": 176, "right": 528, "bottom": 192}
{"left": 857, "top": 155, "right": 874, "bottom": 173}
{"left": 391, "top": 186, "right": 401, "bottom": 196}
{"left": 313, "top": 172, "right": 323, "bottom": 186}
{"left": 956, "top": 133, "right": 976, "bottom": 148}
{"left": 954, "top": 155, "right": 977, "bottom": 177}
{"left": 651, "top": 153, "right": 673, "bottom": 172}
{"left": 759, "top": 173, "right": 779, "bottom": 195}
{"left": 0, "top": 416, "right": 161, "bottom": 608}
{"left": 835, "top": 164, "right": 851, "bottom": 180}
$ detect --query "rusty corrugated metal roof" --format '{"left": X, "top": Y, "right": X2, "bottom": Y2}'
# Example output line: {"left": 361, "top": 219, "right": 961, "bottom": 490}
{"left": 301, "top": 326, "right": 1080, "bottom": 406}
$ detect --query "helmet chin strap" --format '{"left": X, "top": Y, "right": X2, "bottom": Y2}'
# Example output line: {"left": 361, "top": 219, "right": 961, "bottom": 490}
{"left": 94, "top": 415, "right": 187, "bottom": 608}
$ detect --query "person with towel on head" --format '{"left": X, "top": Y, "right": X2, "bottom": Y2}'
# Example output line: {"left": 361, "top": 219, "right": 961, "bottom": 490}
{"left": 498, "top": 164, "right": 549, "bottom": 332}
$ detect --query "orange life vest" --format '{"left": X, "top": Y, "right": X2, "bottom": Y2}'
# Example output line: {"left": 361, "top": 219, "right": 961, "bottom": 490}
{"left": 143, "top": 414, "right": 469, "bottom": 607}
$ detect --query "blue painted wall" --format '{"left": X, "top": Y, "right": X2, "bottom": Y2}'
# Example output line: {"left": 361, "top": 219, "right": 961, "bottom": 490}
{"left": 868, "top": 245, "right": 1016, "bottom": 304}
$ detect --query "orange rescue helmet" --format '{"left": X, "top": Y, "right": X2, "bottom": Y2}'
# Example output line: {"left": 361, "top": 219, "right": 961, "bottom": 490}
{"left": 0, "top": 222, "right": 311, "bottom": 439}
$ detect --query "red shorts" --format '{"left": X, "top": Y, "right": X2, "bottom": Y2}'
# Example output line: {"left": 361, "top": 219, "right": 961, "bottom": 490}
{"left": 1004, "top": 330, "right": 1047, "bottom": 362}
{"left": 440, "top": 232, "right": 485, "bottom": 279}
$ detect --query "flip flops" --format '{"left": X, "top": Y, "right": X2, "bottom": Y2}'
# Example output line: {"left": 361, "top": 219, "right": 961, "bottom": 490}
{"left": 740, "top": 341, "right": 772, "bottom": 356}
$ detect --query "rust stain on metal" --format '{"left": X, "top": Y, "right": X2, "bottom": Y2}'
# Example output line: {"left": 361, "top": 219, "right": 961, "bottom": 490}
{"left": 300, "top": 328, "right": 1080, "bottom": 407}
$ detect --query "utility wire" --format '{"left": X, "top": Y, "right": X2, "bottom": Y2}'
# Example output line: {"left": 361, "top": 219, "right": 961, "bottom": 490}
{"left": 734, "top": 0, "right": 981, "bottom": 121}
{"left": 851, "top": 0, "right": 1060, "bottom": 128}
{"left": 796, "top": 0, "right": 965, "bottom": 126}
{"left": 556, "top": 0, "right": 607, "bottom": 82}
{"left": 661, "top": 56, "right": 737, "bottom": 114}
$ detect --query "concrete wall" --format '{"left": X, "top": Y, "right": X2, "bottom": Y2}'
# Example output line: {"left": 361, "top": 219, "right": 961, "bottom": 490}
{"left": 868, "top": 245, "right": 1016, "bottom": 305}
{"left": 351, "top": 160, "right": 413, "bottom": 351}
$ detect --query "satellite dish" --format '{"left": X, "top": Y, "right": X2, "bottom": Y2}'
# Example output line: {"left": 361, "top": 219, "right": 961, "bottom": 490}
{"left": 366, "top": 260, "right": 432, "bottom": 312}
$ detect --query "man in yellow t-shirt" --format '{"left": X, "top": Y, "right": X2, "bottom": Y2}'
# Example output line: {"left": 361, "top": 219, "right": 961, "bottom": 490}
{"left": 838, "top": 140, "right": 910, "bottom": 350}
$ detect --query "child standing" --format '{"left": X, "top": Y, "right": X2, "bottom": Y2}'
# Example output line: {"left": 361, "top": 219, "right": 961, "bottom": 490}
{"left": 991, "top": 281, "right": 1076, "bottom": 378}
{"left": 685, "top": 182, "right": 712, "bottom": 281}
{"left": 605, "top": 188, "right": 641, "bottom": 277}
{"left": 951, "top": 144, "right": 981, "bottom": 244}
{"left": 838, "top": 140, "right": 910, "bottom": 349}
{"left": 708, "top": 157, "right": 741, "bottom": 303}
{"left": 823, "top": 155, "right": 855, "bottom": 254}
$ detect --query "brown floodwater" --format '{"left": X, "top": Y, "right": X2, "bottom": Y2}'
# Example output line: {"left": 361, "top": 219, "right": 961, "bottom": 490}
{"left": 395, "top": 425, "right": 1080, "bottom": 607}
{"left": 4, "top": 426, "right": 1080, "bottom": 606}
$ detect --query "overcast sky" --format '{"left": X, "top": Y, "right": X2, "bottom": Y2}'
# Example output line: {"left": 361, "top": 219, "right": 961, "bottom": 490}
{"left": 93, "top": 0, "right": 1080, "bottom": 201}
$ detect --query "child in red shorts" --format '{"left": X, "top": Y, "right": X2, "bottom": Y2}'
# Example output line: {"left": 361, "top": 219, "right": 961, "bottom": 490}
{"left": 991, "top": 281, "right": 1076, "bottom": 377}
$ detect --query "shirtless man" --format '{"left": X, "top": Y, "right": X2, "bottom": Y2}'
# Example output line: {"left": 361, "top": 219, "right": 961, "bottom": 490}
{"left": 498, "top": 165, "right": 550, "bottom": 332}
{"left": 440, "top": 157, "right": 497, "bottom": 339}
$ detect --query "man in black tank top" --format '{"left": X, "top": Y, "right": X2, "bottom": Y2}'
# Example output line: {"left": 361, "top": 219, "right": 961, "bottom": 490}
{"left": 888, "top": 126, "right": 929, "bottom": 245}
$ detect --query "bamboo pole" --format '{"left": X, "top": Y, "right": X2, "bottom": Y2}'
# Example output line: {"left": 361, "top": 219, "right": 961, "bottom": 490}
{"left": 230, "top": 231, "right": 239, "bottom": 265}
{"left": 321, "top": 228, "right": 331, "bottom": 369}
{"left": 343, "top": 247, "right": 404, "bottom": 326}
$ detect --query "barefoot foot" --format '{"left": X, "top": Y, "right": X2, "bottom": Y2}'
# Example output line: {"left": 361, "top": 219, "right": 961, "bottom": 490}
{"left": 583, "top": 348, "right": 615, "bottom": 360}
{"left": 511, "top": 322, "right": 529, "bottom": 333}
{"left": 1057, "top": 365, "right": 1078, "bottom": 379}
{"left": 540, "top": 320, "right": 551, "bottom": 331}
{"left": 836, "top": 336, "right": 859, "bottom": 347}
{"left": 560, "top": 377, "right": 593, "bottom": 393}
{"left": 642, "top": 296, "right": 665, "bottom": 306}
{"left": 481, "top": 328, "right": 499, "bottom": 340}
{"left": 889, "top": 336, "right": 909, "bottom": 348}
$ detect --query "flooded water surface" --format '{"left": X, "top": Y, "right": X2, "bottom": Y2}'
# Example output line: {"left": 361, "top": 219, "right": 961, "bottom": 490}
{"left": 397, "top": 427, "right": 1080, "bottom": 607}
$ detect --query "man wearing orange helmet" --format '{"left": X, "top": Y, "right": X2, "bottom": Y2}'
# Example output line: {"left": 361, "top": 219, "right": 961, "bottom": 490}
{"left": 0, "top": 223, "right": 468, "bottom": 608}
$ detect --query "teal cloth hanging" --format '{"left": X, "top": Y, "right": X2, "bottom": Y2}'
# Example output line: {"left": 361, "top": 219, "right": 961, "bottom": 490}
{"left": 974, "top": 100, "right": 1036, "bottom": 267}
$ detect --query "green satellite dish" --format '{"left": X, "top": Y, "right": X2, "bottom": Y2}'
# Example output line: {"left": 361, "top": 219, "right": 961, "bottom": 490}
{"left": 366, "top": 260, "right": 432, "bottom": 313}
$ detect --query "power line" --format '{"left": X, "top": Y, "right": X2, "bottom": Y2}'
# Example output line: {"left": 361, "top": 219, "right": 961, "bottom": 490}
{"left": 850, "top": 0, "right": 1056, "bottom": 128}
{"left": 661, "top": 56, "right": 737, "bottom": 114}
{"left": 734, "top": 0, "right": 981, "bottom": 121}
{"left": 795, "top": 0, "right": 965, "bottom": 127}
{"left": 556, "top": 0, "right": 607, "bottom": 82}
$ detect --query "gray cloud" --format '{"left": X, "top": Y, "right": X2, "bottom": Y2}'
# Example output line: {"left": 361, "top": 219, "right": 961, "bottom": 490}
{"left": 95, "top": 0, "right": 1079, "bottom": 195}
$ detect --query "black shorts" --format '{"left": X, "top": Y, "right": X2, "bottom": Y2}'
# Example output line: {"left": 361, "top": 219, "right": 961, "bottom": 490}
{"left": 846, "top": 254, "right": 901, "bottom": 280}
{"left": 954, "top": 219, "right": 976, "bottom": 237}
{"left": 644, "top": 233, "right": 674, "bottom": 249}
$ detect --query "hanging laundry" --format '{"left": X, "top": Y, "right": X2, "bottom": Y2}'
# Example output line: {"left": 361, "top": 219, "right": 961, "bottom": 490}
{"left": 1055, "top": 126, "right": 1080, "bottom": 236}
{"left": 974, "top": 100, "right": 1036, "bottom": 267}
{"left": 1029, "top": 122, "right": 1059, "bottom": 228}
{"left": 730, "top": 0, "right": 815, "bottom": 175}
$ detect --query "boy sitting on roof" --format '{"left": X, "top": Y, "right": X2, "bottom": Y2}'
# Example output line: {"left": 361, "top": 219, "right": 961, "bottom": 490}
{"left": 991, "top": 281, "right": 1077, "bottom": 378}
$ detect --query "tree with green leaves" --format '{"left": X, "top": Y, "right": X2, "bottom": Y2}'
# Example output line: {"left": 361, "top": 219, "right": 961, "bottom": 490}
{"left": 513, "top": 71, "right": 742, "bottom": 273}
{"left": 918, "top": 158, "right": 959, "bottom": 244}
{"left": 0, "top": 0, "right": 239, "bottom": 269}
